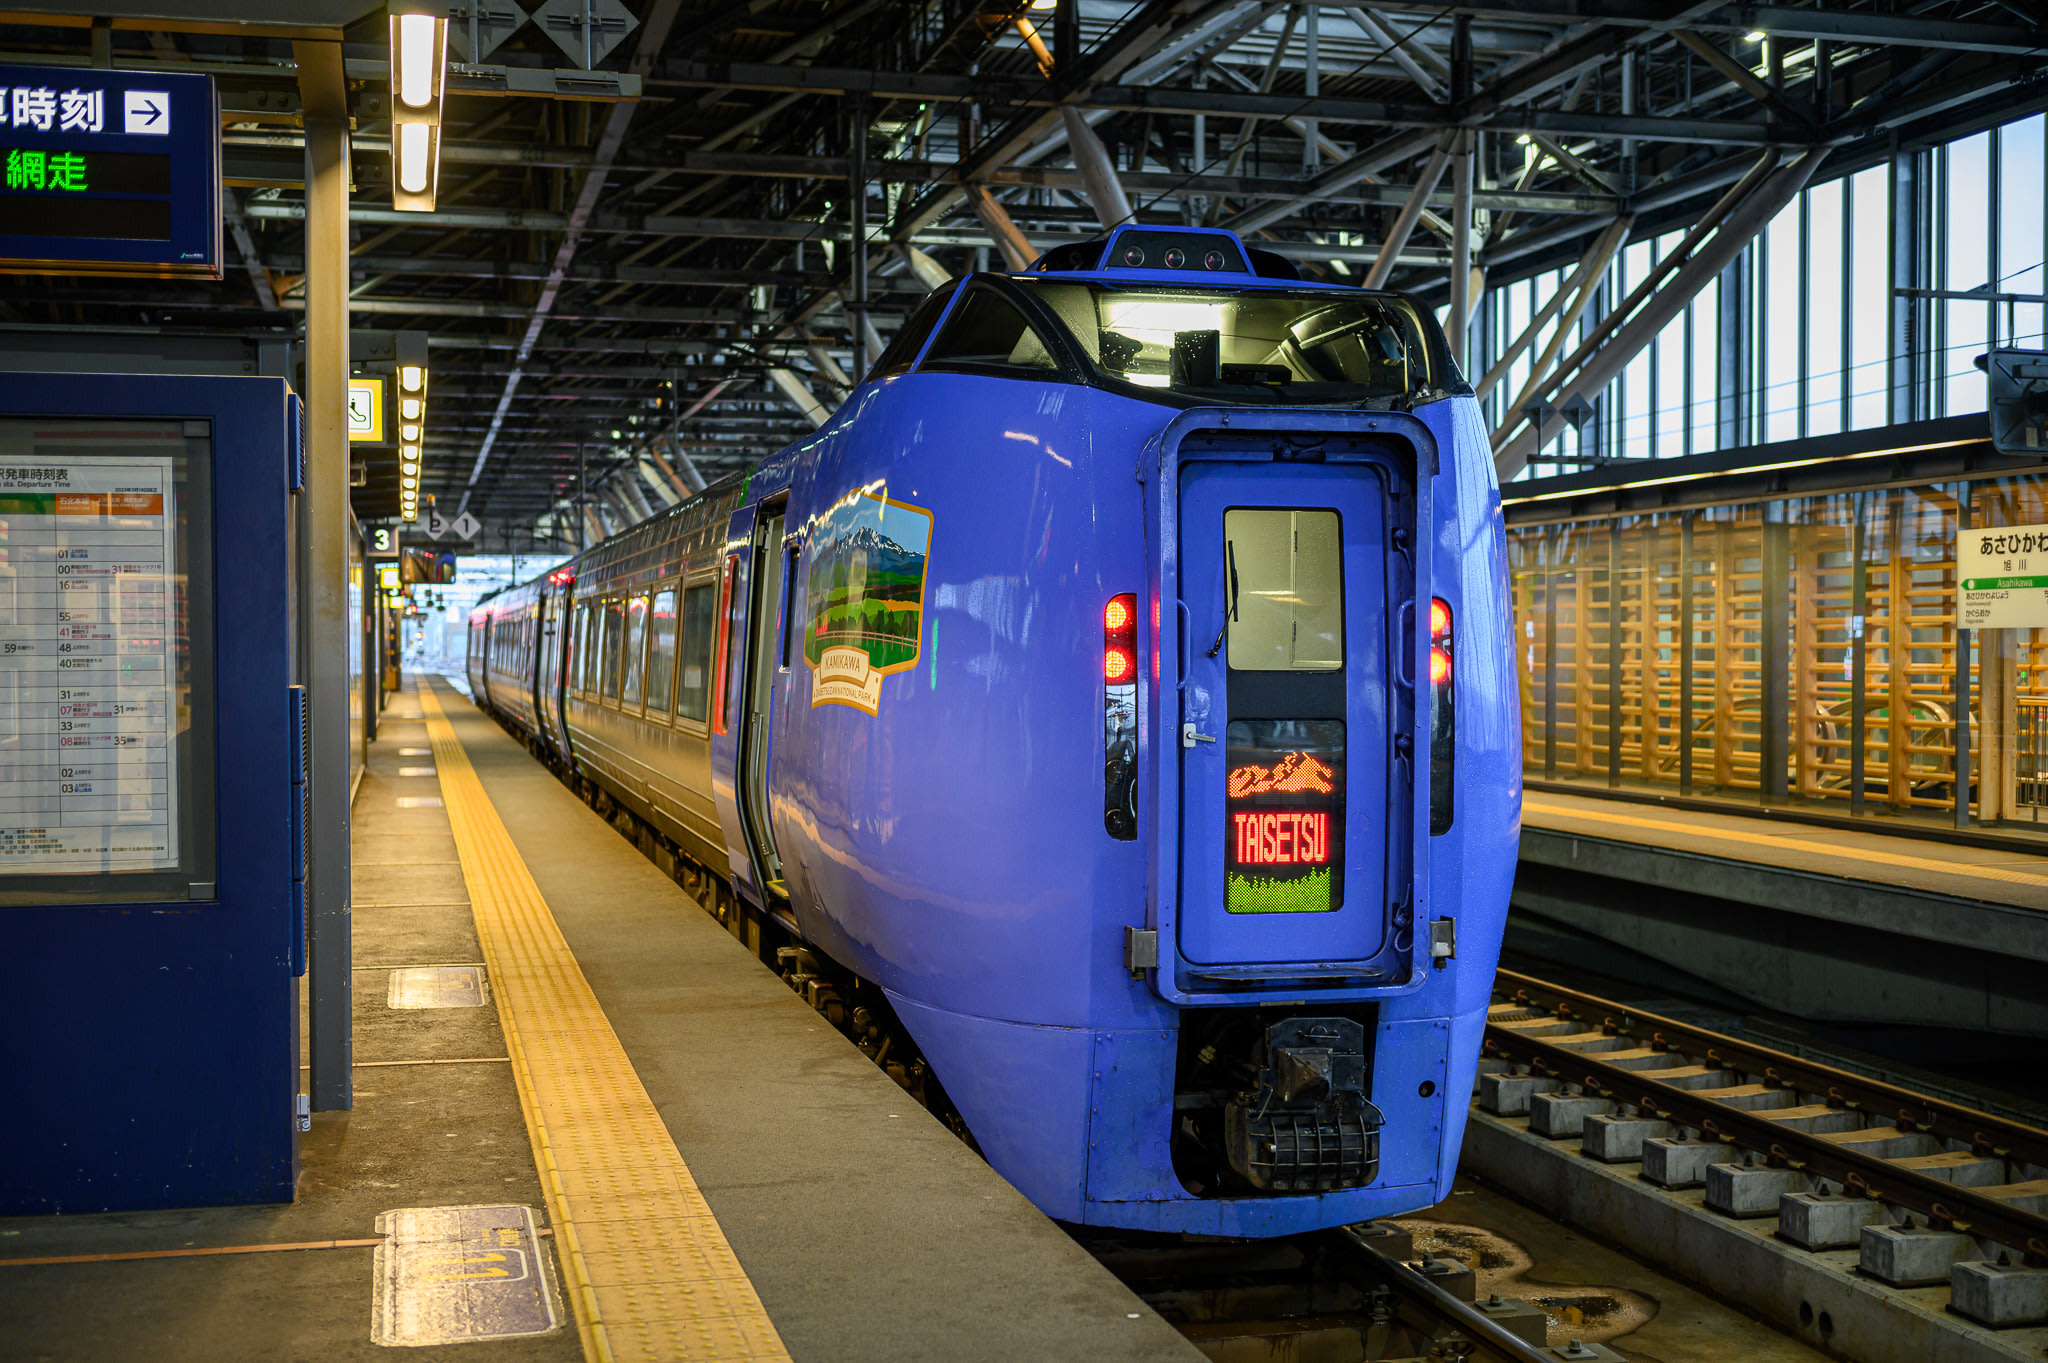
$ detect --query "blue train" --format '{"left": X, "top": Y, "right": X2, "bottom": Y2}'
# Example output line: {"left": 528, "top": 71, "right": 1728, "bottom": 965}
{"left": 467, "top": 225, "right": 1519, "bottom": 1237}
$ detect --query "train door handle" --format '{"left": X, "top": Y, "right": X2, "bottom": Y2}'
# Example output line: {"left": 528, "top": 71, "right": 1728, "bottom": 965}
{"left": 1176, "top": 599, "right": 1192, "bottom": 691}
{"left": 1182, "top": 723, "right": 1216, "bottom": 749}
{"left": 1395, "top": 599, "right": 1417, "bottom": 688}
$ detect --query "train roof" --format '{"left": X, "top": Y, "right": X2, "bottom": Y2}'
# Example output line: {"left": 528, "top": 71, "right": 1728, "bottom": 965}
{"left": 1026, "top": 226, "right": 1345, "bottom": 291}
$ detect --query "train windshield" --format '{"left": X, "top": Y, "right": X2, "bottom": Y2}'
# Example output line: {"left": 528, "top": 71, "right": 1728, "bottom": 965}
{"left": 1019, "top": 281, "right": 1447, "bottom": 406}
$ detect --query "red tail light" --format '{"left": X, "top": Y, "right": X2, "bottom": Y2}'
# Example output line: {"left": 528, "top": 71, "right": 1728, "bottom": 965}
{"left": 1104, "top": 593, "right": 1139, "bottom": 840}
{"left": 1429, "top": 597, "right": 1453, "bottom": 835}
{"left": 1103, "top": 593, "right": 1137, "bottom": 683}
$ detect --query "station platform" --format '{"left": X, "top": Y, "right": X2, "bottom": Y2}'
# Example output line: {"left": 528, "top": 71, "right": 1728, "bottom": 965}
{"left": 0, "top": 676, "right": 1200, "bottom": 1363}
{"left": 1514, "top": 789, "right": 2048, "bottom": 1037}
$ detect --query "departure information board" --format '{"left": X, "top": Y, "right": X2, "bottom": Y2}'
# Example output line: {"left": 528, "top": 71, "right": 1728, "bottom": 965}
{"left": 0, "top": 454, "right": 179, "bottom": 873}
{"left": 0, "top": 65, "right": 220, "bottom": 277}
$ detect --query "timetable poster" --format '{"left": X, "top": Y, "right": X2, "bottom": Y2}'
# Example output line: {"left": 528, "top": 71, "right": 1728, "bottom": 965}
{"left": 0, "top": 458, "right": 179, "bottom": 873}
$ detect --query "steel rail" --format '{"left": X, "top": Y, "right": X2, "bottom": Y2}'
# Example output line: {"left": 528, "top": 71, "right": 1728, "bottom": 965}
{"left": 1310, "top": 1225, "right": 1564, "bottom": 1363}
{"left": 1492, "top": 967, "right": 2048, "bottom": 1172}
{"left": 1483, "top": 975, "right": 2048, "bottom": 1262}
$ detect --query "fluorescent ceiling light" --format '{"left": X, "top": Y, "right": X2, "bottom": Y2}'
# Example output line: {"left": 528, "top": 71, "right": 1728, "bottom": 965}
{"left": 398, "top": 122, "right": 431, "bottom": 194}
{"left": 396, "top": 13, "right": 440, "bottom": 109}
{"left": 400, "top": 364, "right": 425, "bottom": 393}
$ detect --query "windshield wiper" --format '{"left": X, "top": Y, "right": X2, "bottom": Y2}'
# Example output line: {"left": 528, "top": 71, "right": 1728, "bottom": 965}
{"left": 1207, "top": 540, "right": 1240, "bottom": 659}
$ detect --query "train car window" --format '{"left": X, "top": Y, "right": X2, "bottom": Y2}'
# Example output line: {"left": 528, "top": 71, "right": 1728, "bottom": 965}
{"left": 920, "top": 290, "right": 1061, "bottom": 375}
{"left": 1224, "top": 509, "right": 1344, "bottom": 671}
{"left": 647, "top": 589, "right": 678, "bottom": 714}
{"left": 867, "top": 279, "right": 958, "bottom": 381}
{"left": 600, "top": 599, "right": 625, "bottom": 700}
{"left": 621, "top": 595, "right": 650, "bottom": 707}
{"left": 676, "top": 582, "right": 716, "bottom": 721}
{"left": 569, "top": 604, "right": 589, "bottom": 695}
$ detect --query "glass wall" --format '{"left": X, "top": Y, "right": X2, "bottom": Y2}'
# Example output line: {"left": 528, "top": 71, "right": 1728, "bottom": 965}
{"left": 1511, "top": 472, "right": 2048, "bottom": 828}
{"left": 1482, "top": 112, "right": 2048, "bottom": 473}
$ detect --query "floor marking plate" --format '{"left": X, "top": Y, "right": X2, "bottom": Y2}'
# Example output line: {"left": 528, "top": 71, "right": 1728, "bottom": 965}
{"left": 399, "top": 747, "right": 431, "bottom": 755}
{"left": 372, "top": 1204, "right": 559, "bottom": 1347}
{"left": 387, "top": 965, "right": 488, "bottom": 1009}
{"left": 396, "top": 796, "right": 445, "bottom": 807}
{"left": 398, "top": 766, "right": 437, "bottom": 776}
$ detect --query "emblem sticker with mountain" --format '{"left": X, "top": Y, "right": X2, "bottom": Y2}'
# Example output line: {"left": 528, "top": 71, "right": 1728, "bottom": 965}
{"left": 804, "top": 488, "right": 933, "bottom": 714}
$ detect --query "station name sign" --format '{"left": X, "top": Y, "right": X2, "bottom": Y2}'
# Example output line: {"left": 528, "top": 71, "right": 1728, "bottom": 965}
{"left": 1960, "top": 525, "right": 2048, "bottom": 630}
{"left": 0, "top": 66, "right": 220, "bottom": 279}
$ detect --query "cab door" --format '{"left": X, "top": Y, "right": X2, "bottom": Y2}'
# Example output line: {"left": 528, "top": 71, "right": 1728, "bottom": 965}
{"left": 1176, "top": 463, "right": 1394, "bottom": 966}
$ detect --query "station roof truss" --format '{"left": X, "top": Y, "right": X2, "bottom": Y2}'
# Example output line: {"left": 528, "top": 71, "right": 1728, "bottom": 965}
{"left": 0, "top": 0, "right": 2042, "bottom": 546}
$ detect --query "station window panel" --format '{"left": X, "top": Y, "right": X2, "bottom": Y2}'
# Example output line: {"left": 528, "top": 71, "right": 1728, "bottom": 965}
{"left": 1806, "top": 178, "right": 1844, "bottom": 438}
{"left": 1847, "top": 167, "right": 1890, "bottom": 429}
{"left": 676, "top": 582, "right": 716, "bottom": 721}
{"left": 1761, "top": 202, "right": 1802, "bottom": 442}
{"left": 1999, "top": 116, "right": 2045, "bottom": 349}
{"left": 0, "top": 417, "right": 217, "bottom": 906}
{"left": 621, "top": 596, "right": 649, "bottom": 707}
{"left": 646, "top": 589, "right": 677, "bottom": 713}
{"left": 1942, "top": 132, "right": 1993, "bottom": 416}
{"left": 1655, "top": 309, "right": 1686, "bottom": 458}
{"left": 1691, "top": 282, "right": 1718, "bottom": 455}
{"left": 600, "top": 599, "right": 624, "bottom": 699}
{"left": 1621, "top": 347, "right": 1651, "bottom": 460}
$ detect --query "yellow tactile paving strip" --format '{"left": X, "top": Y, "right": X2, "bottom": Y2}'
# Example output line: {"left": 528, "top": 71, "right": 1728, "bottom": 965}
{"left": 1524, "top": 795, "right": 2048, "bottom": 896}
{"left": 420, "top": 685, "right": 791, "bottom": 1363}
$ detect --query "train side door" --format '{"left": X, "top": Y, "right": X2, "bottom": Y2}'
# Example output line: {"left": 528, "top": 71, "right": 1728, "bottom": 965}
{"left": 533, "top": 594, "right": 564, "bottom": 753}
{"left": 736, "top": 503, "right": 789, "bottom": 897}
{"left": 1176, "top": 463, "right": 1395, "bottom": 967}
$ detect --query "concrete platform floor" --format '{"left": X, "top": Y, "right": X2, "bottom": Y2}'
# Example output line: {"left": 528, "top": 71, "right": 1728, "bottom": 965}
{"left": 0, "top": 677, "right": 1196, "bottom": 1363}
{"left": 0, "top": 691, "right": 573, "bottom": 1363}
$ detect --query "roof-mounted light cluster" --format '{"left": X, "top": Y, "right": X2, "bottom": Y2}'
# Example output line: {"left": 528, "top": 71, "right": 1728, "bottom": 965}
{"left": 395, "top": 331, "right": 427, "bottom": 522}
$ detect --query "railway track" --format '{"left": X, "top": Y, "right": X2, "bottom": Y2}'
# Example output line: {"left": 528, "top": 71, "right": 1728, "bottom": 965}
{"left": 1081, "top": 1221, "right": 1626, "bottom": 1362}
{"left": 1471, "top": 967, "right": 2048, "bottom": 1362}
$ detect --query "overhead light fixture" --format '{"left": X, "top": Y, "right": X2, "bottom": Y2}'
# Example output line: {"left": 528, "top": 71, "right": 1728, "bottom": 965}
{"left": 403, "top": 475, "right": 418, "bottom": 490}
{"left": 1030, "top": 0, "right": 1055, "bottom": 9}
{"left": 401, "top": 423, "right": 420, "bottom": 443}
{"left": 1515, "top": 133, "right": 1532, "bottom": 145}
{"left": 400, "top": 364, "right": 425, "bottom": 393}
{"left": 1744, "top": 29, "right": 1766, "bottom": 41}
{"left": 401, "top": 397, "right": 422, "bottom": 420}
{"left": 389, "top": 3, "right": 447, "bottom": 212}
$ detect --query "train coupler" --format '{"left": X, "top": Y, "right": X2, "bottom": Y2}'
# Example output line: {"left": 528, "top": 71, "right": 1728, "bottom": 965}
{"left": 1225, "top": 1017, "right": 1382, "bottom": 1192}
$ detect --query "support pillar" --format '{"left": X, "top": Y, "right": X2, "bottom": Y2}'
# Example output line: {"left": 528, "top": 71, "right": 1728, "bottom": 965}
{"left": 1890, "top": 141, "right": 1927, "bottom": 425}
{"left": 848, "top": 96, "right": 871, "bottom": 380}
{"left": 1450, "top": 131, "right": 1473, "bottom": 373}
{"left": 295, "top": 40, "right": 352, "bottom": 1113}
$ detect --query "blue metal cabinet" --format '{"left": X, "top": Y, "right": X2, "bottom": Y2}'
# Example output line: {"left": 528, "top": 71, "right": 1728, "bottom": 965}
{"left": 0, "top": 373, "right": 301, "bottom": 1212}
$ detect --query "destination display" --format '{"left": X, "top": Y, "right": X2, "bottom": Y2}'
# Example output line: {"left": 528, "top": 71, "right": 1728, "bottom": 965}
{"left": 1224, "top": 719, "right": 1344, "bottom": 915}
{"left": 0, "top": 456, "right": 180, "bottom": 873}
{"left": 1959, "top": 525, "right": 2048, "bottom": 630}
{"left": 0, "top": 66, "right": 220, "bottom": 277}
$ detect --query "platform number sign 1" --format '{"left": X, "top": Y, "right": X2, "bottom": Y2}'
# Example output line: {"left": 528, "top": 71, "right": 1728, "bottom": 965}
{"left": 1960, "top": 525, "right": 2048, "bottom": 629}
